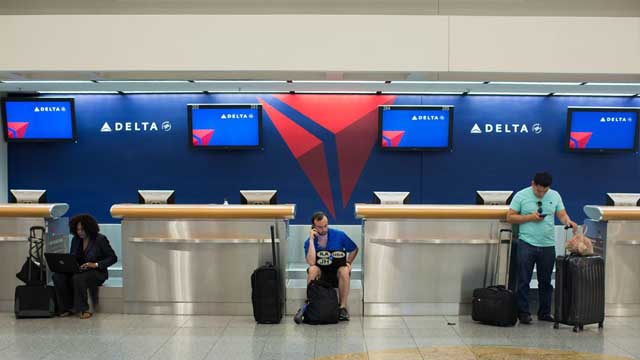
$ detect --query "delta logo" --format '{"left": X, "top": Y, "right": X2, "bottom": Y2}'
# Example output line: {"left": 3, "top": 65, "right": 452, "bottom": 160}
{"left": 600, "top": 116, "right": 633, "bottom": 123}
{"left": 7, "top": 122, "right": 29, "bottom": 139}
{"left": 100, "top": 121, "right": 172, "bottom": 133}
{"left": 34, "top": 106, "right": 66, "bottom": 113}
{"left": 258, "top": 94, "right": 396, "bottom": 219}
{"left": 192, "top": 129, "right": 215, "bottom": 146}
{"left": 221, "top": 113, "right": 254, "bottom": 120}
{"left": 411, "top": 115, "right": 445, "bottom": 121}
{"left": 470, "top": 123, "right": 542, "bottom": 135}
{"left": 569, "top": 132, "right": 593, "bottom": 149}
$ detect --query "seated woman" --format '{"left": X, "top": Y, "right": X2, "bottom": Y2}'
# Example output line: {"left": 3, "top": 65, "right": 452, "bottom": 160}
{"left": 52, "top": 214, "right": 117, "bottom": 319}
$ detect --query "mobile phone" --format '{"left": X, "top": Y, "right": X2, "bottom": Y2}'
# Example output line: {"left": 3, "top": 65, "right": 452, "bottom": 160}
{"left": 539, "top": 214, "right": 547, "bottom": 218}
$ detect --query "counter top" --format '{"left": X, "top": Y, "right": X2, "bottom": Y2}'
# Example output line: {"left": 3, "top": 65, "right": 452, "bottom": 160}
{"left": 110, "top": 204, "right": 296, "bottom": 219}
{"left": 354, "top": 204, "right": 510, "bottom": 220}
{"left": 0, "top": 203, "right": 69, "bottom": 218}
{"left": 584, "top": 205, "right": 640, "bottom": 221}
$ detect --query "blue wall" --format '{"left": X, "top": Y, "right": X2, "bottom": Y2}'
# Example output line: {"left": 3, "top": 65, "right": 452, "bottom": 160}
{"left": 7, "top": 94, "right": 640, "bottom": 224}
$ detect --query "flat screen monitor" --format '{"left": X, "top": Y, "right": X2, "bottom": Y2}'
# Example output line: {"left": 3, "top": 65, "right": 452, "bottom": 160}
{"left": 379, "top": 105, "right": 453, "bottom": 151}
{"left": 566, "top": 107, "right": 639, "bottom": 152}
{"left": 9, "top": 189, "right": 47, "bottom": 203}
{"left": 605, "top": 193, "right": 640, "bottom": 206}
{"left": 2, "top": 98, "right": 76, "bottom": 142}
{"left": 137, "top": 190, "right": 175, "bottom": 204}
{"left": 240, "top": 190, "right": 277, "bottom": 205}
{"left": 372, "top": 191, "right": 410, "bottom": 205}
{"left": 188, "top": 104, "right": 262, "bottom": 149}
{"left": 475, "top": 191, "right": 514, "bottom": 205}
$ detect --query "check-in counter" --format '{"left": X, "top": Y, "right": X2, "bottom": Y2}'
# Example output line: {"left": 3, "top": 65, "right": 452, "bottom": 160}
{"left": 355, "top": 204, "right": 511, "bottom": 316}
{"left": 584, "top": 205, "right": 640, "bottom": 316}
{"left": 0, "top": 204, "right": 69, "bottom": 311}
{"left": 111, "top": 204, "right": 295, "bottom": 315}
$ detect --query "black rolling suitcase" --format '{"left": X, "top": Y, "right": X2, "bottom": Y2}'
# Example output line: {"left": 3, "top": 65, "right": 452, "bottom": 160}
{"left": 554, "top": 253, "right": 605, "bottom": 332}
{"left": 251, "top": 225, "right": 283, "bottom": 324}
{"left": 15, "top": 226, "right": 57, "bottom": 318}
{"left": 472, "top": 229, "right": 517, "bottom": 326}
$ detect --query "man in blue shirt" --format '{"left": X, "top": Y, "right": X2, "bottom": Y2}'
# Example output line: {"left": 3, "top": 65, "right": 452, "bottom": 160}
{"left": 507, "top": 172, "right": 577, "bottom": 324}
{"left": 300, "top": 211, "right": 358, "bottom": 321}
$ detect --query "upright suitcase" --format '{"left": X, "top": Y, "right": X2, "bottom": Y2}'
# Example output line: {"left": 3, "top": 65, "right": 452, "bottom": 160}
{"left": 251, "top": 225, "right": 283, "bottom": 324}
{"left": 15, "top": 226, "right": 57, "bottom": 318}
{"left": 554, "top": 254, "right": 604, "bottom": 332}
{"left": 472, "top": 229, "right": 517, "bottom": 326}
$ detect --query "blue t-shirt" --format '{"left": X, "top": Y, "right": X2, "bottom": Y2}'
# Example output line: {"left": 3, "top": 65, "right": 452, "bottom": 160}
{"left": 510, "top": 187, "right": 565, "bottom": 247}
{"left": 304, "top": 228, "right": 357, "bottom": 255}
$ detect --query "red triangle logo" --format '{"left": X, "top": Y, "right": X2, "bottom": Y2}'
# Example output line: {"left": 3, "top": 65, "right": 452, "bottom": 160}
{"left": 259, "top": 98, "right": 335, "bottom": 218}
{"left": 7, "top": 122, "right": 29, "bottom": 139}
{"left": 381, "top": 131, "right": 405, "bottom": 147}
{"left": 569, "top": 132, "right": 592, "bottom": 149}
{"left": 274, "top": 94, "right": 396, "bottom": 134}
{"left": 192, "top": 129, "right": 215, "bottom": 146}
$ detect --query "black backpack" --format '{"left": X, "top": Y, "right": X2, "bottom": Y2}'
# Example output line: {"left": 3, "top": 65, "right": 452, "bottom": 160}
{"left": 303, "top": 280, "right": 339, "bottom": 325}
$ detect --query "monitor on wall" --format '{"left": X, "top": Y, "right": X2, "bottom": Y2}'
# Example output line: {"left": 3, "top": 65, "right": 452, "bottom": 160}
{"left": 566, "top": 107, "right": 639, "bottom": 152}
{"left": 9, "top": 189, "right": 47, "bottom": 203}
{"left": 2, "top": 98, "right": 77, "bottom": 142}
{"left": 188, "top": 104, "right": 262, "bottom": 149}
{"left": 378, "top": 105, "right": 453, "bottom": 151}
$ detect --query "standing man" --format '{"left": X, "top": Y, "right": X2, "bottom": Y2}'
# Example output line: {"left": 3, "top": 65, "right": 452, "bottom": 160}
{"left": 507, "top": 172, "right": 577, "bottom": 324}
{"left": 301, "top": 211, "right": 358, "bottom": 321}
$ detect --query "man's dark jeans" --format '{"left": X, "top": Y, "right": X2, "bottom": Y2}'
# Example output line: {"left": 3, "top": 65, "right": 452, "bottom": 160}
{"left": 516, "top": 239, "right": 556, "bottom": 317}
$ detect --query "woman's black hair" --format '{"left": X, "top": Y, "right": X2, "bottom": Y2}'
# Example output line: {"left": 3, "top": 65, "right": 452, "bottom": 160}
{"left": 69, "top": 214, "right": 100, "bottom": 240}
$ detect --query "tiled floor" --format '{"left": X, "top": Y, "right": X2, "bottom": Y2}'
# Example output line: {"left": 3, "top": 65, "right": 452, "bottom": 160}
{"left": 0, "top": 313, "right": 638, "bottom": 360}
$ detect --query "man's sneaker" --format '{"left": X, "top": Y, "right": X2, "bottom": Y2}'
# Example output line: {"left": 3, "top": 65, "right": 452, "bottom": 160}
{"left": 518, "top": 313, "right": 532, "bottom": 325}
{"left": 538, "top": 314, "right": 555, "bottom": 322}
{"left": 293, "top": 303, "right": 307, "bottom": 324}
{"left": 338, "top": 307, "right": 350, "bottom": 321}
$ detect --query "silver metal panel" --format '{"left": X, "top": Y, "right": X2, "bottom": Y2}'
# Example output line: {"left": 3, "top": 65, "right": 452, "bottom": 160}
{"left": 603, "top": 221, "right": 640, "bottom": 306}
{"left": 362, "top": 219, "right": 509, "bottom": 315}
{"left": 0, "top": 218, "right": 44, "bottom": 305}
{"left": 122, "top": 218, "right": 288, "bottom": 315}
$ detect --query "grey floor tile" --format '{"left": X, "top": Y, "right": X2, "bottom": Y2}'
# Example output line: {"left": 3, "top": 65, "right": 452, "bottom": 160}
{"left": 222, "top": 326, "right": 271, "bottom": 336}
{"left": 363, "top": 328, "right": 412, "bottom": 337}
{"left": 260, "top": 352, "right": 316, "bottom": 360}
{"left": 173, "top": 326, "right": 226, "bottom": 338}
{"left": 262, "top": 338, "right": 315, "bottom": 355}
{"left": 182, "top": 315, "right": 232, "bottom": 328}
{"left": 150, "top": 337, "right": 218, "bottom": 360}
{"left": 362, "top": 317, "right": 407, "bottom": 329}
{"left": 364, "top": 336, "right": 417, "bottom": 351}
{"left": 128, "top": 314, "right": 190, "bottom": 328}
{"left": 409, "top": 327, "right": 458, "bottom": 338}
{"left": 226, "top": 316, "right": 262, "bottom": 327}
{"left": 402, "top": 316, "right": 449, "bottom": 329}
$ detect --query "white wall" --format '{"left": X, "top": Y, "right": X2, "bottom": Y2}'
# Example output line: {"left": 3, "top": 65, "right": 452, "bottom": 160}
{"left": 0, "top": 15, "right": 637, "bottom": 75}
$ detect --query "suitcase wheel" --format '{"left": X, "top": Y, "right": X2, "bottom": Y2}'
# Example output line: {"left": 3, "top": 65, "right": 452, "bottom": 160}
{"left": 553, "top": 323, "right": 559, "bottom": 329}
{"left": 573, "top": 325, "right": 579, "bottom": 332}
{"left": 598, "top": 322, "right": 603, "bottom": 329}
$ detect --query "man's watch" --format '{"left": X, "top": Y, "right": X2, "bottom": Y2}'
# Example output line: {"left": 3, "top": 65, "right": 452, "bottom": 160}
{"left": 94, "top": 262, "right": 99, "bottom": 269}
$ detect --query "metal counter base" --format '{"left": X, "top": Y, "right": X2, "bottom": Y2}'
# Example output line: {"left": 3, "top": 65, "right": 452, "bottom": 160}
{"left": 122, "top": 218, "right": 288, "bottom": 315}
{"left": 362, "top": 218, "right": 510, "bottom": 317}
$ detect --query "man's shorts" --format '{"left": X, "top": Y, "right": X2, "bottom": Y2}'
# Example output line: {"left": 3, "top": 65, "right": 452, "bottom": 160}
{"left": 307, "top": 265, "right": 350, "bottom": 288}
